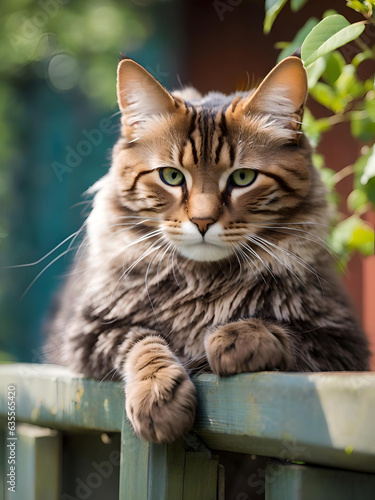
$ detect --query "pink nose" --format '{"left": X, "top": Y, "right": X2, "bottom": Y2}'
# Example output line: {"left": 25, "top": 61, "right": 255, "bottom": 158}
{"left": 190, "top": 217, "right": 215, "bottom": 236}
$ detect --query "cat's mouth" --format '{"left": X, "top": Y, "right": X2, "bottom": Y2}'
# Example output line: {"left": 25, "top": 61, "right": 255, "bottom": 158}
{"left": 177, "top": 241, "right": 233, "bottom": 262}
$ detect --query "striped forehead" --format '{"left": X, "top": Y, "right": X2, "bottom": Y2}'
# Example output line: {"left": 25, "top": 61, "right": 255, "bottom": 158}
{"left": 176, "top": 105, "right": 236, "bottom": 171}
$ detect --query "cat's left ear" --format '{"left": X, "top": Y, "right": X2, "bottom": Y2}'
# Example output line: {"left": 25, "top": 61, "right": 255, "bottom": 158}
{"left": 241, "top": 56, "right": 308, "bottom": 133}
{"left": 117, "top": 58, "right": 177, "bottom": 130}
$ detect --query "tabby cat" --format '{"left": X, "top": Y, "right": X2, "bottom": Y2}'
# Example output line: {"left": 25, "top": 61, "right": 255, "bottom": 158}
{"left": 47, "top": 56, "right": 369, "bottom": 443}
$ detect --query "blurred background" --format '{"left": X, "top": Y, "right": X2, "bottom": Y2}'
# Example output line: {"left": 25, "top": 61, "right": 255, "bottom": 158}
{"left": 0, "top": 0, "right": 374, "bottom": 367}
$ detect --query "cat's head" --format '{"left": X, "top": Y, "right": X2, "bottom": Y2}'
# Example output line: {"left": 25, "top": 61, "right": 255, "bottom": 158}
{"left": 100, "top": 56, "right": 327, "bottom": 264}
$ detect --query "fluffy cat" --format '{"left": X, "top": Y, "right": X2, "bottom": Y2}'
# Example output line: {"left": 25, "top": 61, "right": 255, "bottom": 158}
{"left": 46, "top": 56, "right": 369, "bottom": 443}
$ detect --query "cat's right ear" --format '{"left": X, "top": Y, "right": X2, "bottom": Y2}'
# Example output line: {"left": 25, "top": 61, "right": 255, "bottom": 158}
{"left": 117, "top": 58, "right": 177, "bottom": 135}
{"left": 239, "top": 56, "right": 308, "bottom": 138}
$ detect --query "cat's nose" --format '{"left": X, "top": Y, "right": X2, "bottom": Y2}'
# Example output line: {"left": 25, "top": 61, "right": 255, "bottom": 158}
{"left": 190, "top": 217, "right": 215, "bottom": 236}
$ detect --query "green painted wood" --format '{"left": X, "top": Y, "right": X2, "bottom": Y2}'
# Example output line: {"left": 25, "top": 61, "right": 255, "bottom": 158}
{"left": 5, "top": 423, "right": 61, "bottom": 500}
{"left": 119, "top": 420, "right": 149, "bottom": 500}
{"left": 119, "top": 418, "right": 186, "bottom": 499}
{"left": 0, "top": 364, "right": 123, "bottom": 431}
{"left": 1, "top": 365, "right": 375, "bottom": 473}
{"left": 193, "top": 372, "right": 375, "bottom": 473}
{"left": 182, "top": 452, "right": 219, "bottom": 500}
{"left": 0, "top": 428, "right": 5, "bottom": 496}
{"left": 265, "top": 462, "right": 375, "bottom": 500}
{"left": 148, "top": 438, "right": 186, "bottom": 499}
{"left": 217, "top": 463, "right": 225, "bottom": 500}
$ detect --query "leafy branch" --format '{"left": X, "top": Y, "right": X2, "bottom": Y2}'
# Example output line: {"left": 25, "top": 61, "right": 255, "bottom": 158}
{"left": 265, "top": 0, "right": 375, "bottom": 266}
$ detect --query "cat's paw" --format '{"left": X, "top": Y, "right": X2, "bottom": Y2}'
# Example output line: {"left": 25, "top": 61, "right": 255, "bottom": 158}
{"left": 124, "top": 336, "right": 196, "bottom": 443}
{"left": 204, "top": 319, "right": 292, "bottom": 376}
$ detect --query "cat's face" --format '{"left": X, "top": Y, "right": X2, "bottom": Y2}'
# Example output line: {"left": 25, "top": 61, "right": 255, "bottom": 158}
{"left": 109, "top": 57, "right": 319, "bottom": 263}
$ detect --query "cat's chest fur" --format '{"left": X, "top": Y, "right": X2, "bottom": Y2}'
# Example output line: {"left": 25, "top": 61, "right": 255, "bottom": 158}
{"left": 83, "top": 259, "right": 259, "bottom": 362}
{"left": 80, "top": 255, "right": 311, "bottom": 368}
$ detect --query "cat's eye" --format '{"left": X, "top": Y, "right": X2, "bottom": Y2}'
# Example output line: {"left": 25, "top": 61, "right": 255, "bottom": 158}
{"left": 230, "top": 169, "right": 257, "bottom": 187}
{"left": 159, "top": 167, "right": 185, "bottom": 186}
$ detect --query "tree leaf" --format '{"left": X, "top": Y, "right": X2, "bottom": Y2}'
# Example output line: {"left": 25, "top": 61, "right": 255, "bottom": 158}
{"left": 351, "top": 116, "right": 375, "bottom": 141}
{"left": 353, "top": 148, "right": 375, "bottom": 207}
{"left": 330, "top": 215, "right": 375, "bottom": 259}
{"left": 306, "top": 57, "right": 326, "bottom": 87}
{"left": 309, "top": 82, "right": 345, "bottom": 112}
{"left": 322, "top": 51, "right": 346, "bottom": 85}
{"left": 349, "top": 225, "right": 375, "bottom": 256}
{"left": 323, "top": 9, "right": 338, "bottom": 18}
{"left": 277, "top": 17, "right": 319, "bottom": 62}
{"left": 291, "top": 0, "right": 310, "bottom": 12}
{"left": 301, "top": 15, "right": 366, "bottom": 67}
{"left": 361, "top": 145, "right": 375, "bottom": 185}
{"left": 347, "top": 188, "right": 368, "bottom": 212}
{"left": 347, "top": 0, "right": 373, "bottom": 16}
{"left": 365, "top": 98, "right": 375, "bottom": 120}
{"left": 264, "top": 0, "right": 288, "bottom": 34}
{"left": 364, "top": 177, "right": 375, "bottom": 206}
{"left": 335, "top": 64, "right": 364, "bottom": 99}
{"left": 352, "top": 49, "right": 374, "bottom": 68}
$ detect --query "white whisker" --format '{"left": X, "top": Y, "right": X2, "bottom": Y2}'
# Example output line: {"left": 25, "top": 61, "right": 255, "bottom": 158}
{"left": 6, "top": 231, "right": 79, "bottom": 269}
{"left": 240, "top": 242, "right": 277, "bottom": 283}
{"left": 171, "top": 247, "right": 181, "bottom": 289}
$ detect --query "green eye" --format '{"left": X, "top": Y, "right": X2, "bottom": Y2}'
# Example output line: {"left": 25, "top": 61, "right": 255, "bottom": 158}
{"left": 231, "top": 169, "right": 257, "bottom": 187}
{"left": 159, "top": 167, "right": 185, "bottom": 186}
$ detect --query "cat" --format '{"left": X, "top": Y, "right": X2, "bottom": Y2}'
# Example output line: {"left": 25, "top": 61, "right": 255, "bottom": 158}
{"left": 46, "top": 55, "right": 369, "bottom": 443}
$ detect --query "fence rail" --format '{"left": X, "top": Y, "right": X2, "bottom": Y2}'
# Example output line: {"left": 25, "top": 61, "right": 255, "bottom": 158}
{"left": 1, "top": 364, "right": 375, "bottom": 499}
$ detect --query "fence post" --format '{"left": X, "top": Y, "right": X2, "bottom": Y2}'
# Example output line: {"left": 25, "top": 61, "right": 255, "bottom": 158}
{"left": 265, "top": 461, "right": 375, "bottom": 500}
{"left": 5, "top": 423, "right": 61, "bottom": 500}
{"left": 119, "top": 417, "right": 219, "bottom": 500}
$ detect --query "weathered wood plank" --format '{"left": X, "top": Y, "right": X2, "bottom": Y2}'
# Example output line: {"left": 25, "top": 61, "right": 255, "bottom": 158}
{"left": 193, "top": 372, "right": 375, "bottom": 473}
{"left": 0, "top": 428, "right": 5, "bottom": 496}
{"left": 265, "top": 462, "right": 375, "bottom": 500}
{"left": 182, "top": 452, "right": 219, "bottom": 500}
{"left": 147, "top": 438, "right": 186, "bottom": 499}
{"left": 0, "top": 364, "right": 123, "bottom": 432}
{"left": 119, "top": 419, "right": 186, "bottom": 500}
{"left": 119, "top": 420, "right": 149, "bottom": 500}
{"left": 5, "top": 423, "right": 61, "bottom": 500}
{"left": 1, "top": 364, "right": 375, "bottom": 473}
{"left": 217, "top": 463, "right": 226, "bottom": 500}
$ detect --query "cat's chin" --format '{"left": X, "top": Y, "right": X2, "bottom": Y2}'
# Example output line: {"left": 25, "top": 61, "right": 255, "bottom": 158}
{"left": 177, "top": 243, "right": 233, "bottom": 262}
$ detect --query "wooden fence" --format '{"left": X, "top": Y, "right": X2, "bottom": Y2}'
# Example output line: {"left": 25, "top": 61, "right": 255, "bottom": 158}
{"left": 0, "top": 364, "right": 375, "bottom": 499}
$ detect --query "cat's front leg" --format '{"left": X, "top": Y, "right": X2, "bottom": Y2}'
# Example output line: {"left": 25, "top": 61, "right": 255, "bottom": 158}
{"left": 204, "top": 318, "right": 292, "bottom": 376}
{"left": 123, "top": 333, "right": 196, "bottom": 443}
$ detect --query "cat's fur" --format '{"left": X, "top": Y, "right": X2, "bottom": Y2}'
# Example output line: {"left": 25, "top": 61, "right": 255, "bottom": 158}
{"left": 46, "top": 56, "right": 369, "bottom": 443}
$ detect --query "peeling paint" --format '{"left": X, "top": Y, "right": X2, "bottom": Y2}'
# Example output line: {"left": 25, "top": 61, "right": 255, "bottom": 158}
{"left": 74, "top": 387, "right": 84, "bottom": 410}
{"left": 31, "top": 398, "right": 43, "bottom": 421}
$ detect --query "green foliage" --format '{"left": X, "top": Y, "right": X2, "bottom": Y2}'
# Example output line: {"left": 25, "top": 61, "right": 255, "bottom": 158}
{"left": 0, "top": 1, "right": 151, "bottom": 109}
{"left": 265, "top": 0, "right": 375, "bottom": 268}
{"left": 301, "top": 15, "right": 365, "bottom": 66}
{"left": 330, "top": 215, "right": 374, "bottom": 266}
{"left": 290, "top": 0, "right": 309, "bottom": 12}
{"left": 264, "top": 0, "right": 288, "bottom": 34}
{"left": 0, "top": 0, "right": 155, "bottom": 246}
{"left": 277, "top": 17, "right": 318, "bottom": 61}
